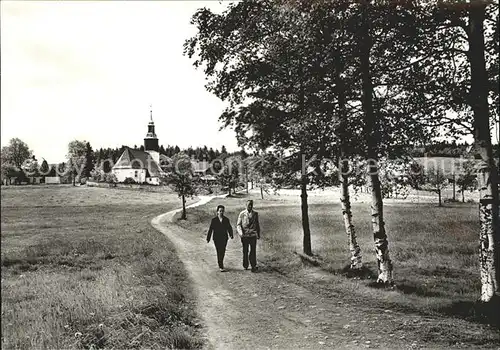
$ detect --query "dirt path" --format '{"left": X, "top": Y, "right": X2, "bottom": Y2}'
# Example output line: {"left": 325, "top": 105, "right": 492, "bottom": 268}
{"left": 151, "top": 197, "right": 486, "bottom": 350}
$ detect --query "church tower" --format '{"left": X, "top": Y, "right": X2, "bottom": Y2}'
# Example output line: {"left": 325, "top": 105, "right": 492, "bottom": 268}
{"left": 144, "top": 106, "right": 159, "bottom": 151}
{"left": 144, "top": 105, "right": 160, "bottom": 164}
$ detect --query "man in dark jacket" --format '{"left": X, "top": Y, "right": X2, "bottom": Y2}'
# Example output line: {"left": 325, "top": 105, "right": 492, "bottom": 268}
{"left": 206, "top": 205, "right": 234, "bottom": 272}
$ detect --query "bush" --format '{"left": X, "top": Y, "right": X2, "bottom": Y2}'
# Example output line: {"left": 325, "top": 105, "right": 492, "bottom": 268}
{"left": 104, "top": 173, "right": 118, "bottom": 184}
{"left": 90, "top": 169, "right": 105, "bottom": 182}
{"left": 123, "top": 177, "right": 136, "bottom": 185}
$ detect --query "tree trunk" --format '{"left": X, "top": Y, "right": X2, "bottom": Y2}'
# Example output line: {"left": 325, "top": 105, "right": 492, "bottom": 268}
{"left": 260, "top": 183, "right": 264, "bottom": 200}
{"left": 462, "top": 189, "right": 465, "bottom": 203}
{"left": 301, "top": 175, "right": 312, "bottom": 256}
{"left": 181, "top": 194, "right": 187, "bottom": 220}
{"left": 469, "top": 4, "right": 500, "bottom": 302}
{"left": 246, "top": 165, "right": 249, "bottom": 194}
{"left": 340, "top": 159, "right": 363, "bottom": 269}
{"left": 335, "top": 55, "right": 362, "bottom": 270}
{"left": 360, "top": 1, "right": 393, "bottom": 284}
{"left": 453, "top": 174, "right": 456, "bottom": 201}
{"left": 438, "top": 189, "right": 442, "bottom": 207}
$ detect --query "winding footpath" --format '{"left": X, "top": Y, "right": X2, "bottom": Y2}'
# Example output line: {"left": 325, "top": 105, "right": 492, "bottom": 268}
{"left": 150, "top": 196, "right": 488, "bottom": 350}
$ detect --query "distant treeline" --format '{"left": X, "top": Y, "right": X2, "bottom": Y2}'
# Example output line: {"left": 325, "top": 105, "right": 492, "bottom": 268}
{"left": 92, "top": 144, "right": 246, "bottom": 166}
{"left": 411, "top": 141, "right": 500, "bottom": 158}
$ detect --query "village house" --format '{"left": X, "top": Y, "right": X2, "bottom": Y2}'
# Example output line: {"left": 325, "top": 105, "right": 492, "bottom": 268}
{"left": 191, "top": 159, "right": 217, "bottom": 184}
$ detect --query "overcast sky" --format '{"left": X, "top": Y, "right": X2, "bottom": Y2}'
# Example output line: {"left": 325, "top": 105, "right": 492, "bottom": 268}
{"left": 1, "top": 1, "right": 238, "bottom": 163}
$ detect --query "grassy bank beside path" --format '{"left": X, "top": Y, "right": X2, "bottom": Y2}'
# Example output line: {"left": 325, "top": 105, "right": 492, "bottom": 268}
{"left": 1, "top": 185, "right": 201, "bottom": 349}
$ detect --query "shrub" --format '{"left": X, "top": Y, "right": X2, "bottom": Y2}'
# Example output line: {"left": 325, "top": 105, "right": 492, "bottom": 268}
{"left": 123, "top": 177, "right": 136, "bottom": 185}
{"left": 104, "top": 173, "right": 118, "bottom": 184}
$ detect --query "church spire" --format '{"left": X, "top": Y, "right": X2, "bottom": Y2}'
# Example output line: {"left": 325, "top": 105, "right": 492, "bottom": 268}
{"left": 144, "top": 104, "right": 159, "bottom": 152}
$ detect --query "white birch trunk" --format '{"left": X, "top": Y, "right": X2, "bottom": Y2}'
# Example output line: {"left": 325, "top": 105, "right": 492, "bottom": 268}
{"left": 340, "top": 162, "right": 362, "bottom": 269}
{"left": 477, "top": 159, "right": 499, "bottom": 301}
{"left": 369, "top": 167, "right": 393, "bottom": 285}
{"left": 469, "top": 4, "right": 500, "bottom": 302}
{"left": 360, "top": 1, "right": 393, "bottom": 285}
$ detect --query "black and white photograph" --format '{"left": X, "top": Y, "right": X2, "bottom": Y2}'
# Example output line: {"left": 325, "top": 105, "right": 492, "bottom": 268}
{"left": 1, "top": 0, "right": 499, "bottom": 349}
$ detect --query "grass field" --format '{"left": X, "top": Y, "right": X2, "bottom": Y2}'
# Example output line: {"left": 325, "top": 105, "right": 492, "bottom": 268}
{"left": 177, "top": 190, "right": 500, "bottom": 346}
{"left": 1, "top": 185, "right": 201, "bottom": 349}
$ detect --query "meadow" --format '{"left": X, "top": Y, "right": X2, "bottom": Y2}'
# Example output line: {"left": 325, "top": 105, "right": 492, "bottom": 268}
{"left": 1, "top": 185, "right": 201, "bottom": 349}
{"left": 178, "top": 189, "right": 500, "bottom": 346}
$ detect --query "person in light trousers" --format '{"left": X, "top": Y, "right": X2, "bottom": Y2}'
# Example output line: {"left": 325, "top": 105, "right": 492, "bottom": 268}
{"left": 237, "top": 200, "right": 261, "bottom": 272}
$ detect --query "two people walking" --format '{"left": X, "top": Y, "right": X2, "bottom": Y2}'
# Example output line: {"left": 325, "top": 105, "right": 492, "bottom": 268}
{"left": 206, "top": 200, "right": 261, "bottom": 272}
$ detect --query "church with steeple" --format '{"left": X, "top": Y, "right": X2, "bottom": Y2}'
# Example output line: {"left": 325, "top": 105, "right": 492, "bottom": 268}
{"left": 111, "top": 106, "right": 164, "bottom": 185}
{"left": 144, "top": 107, "right": 160, "bottom": 165}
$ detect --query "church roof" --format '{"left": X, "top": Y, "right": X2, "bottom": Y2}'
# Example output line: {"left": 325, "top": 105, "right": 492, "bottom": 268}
{"left": 113, "top": 147, "right": 162, "bottom": 177}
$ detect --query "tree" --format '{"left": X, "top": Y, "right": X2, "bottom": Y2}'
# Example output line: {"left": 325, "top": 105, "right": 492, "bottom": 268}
{"left": 456, "top": 160, "right": 478, "bottom": 202}
{"left": 378, "top": 158, "right": 417, "bottom": 200}
{"left": 248, "top": 153, "right": 278, "bottom": 200}
{"left": 57, "top": 162, "right": 66, "bottom": 176}
{"left": 98, "top": 148, "right": 104, "bottom": 162}
{"left": 185, "top": 0, "right": 438, "bottom": 269}
{"left": 102, "top": 158, "right": 113, "bottom": 174}
{"left": 1, "top": 138, "right": 32, "bottom": 168}
{"left": 165, "top": 153, "right": 196, "bottom": 220}
{"left": 229, "top": 156, "right": 241, "bottom": 195}
{"left": 214, "top": 154, "right": 234, "bottom": 197}
{"left": 39, "top": 159, "right": 50, "bottom": 179}
{"left": 48, "top": 165, "right": 57, "bottom": 177}
{"left": 208, "top": 147, "right": 216, "bottom": 161}
{"left": 22, "top": 156, "right": 40, "bottom": 184}
{"left": 422, "top": 166, "right": 448, "bottom": 207}
{"left": 408, "top": 1, "right": 500, "bottom": 301}
{"left": 1, "top": 163, "right": 20, "bottom": 185}
{"left": 344, "top": 1, "right": 437, "bottom": 284}
{"left": 467, "top": 2, "right": 500, "bottom": 302}
{"left": 323, "top": 2, "right": 365, "bottom": 270}
{"left": 67, "top": 140, "right": 87, "bottom": 186}
{"left": 84, "top": 142, "right": 95, "bottom": 178}
{"left": 185, "top": 0, "right": 330, "bottom": 256}
{"left": 358, "top": 1, "right": 392, "bottom": 284}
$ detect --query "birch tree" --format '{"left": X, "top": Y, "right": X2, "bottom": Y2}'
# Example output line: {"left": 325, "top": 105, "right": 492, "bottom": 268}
{"left": 397, "top": 1, "right": 499, "bottom": 302}
{"left": 468, "top": 2, "right": 499, "bottom": 302}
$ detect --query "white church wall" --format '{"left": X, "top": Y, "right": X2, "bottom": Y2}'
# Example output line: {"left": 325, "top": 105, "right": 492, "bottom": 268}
{"left": 146, "top": 177, "right": 160, "bottom": 185}
{"left": 113, "top": 168, "right": 147, "bottom": 184}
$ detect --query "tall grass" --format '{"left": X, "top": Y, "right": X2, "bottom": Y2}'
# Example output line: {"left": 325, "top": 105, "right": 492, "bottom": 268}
{"left": 1, "top": 186, "right": 201, "bottom": 349}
